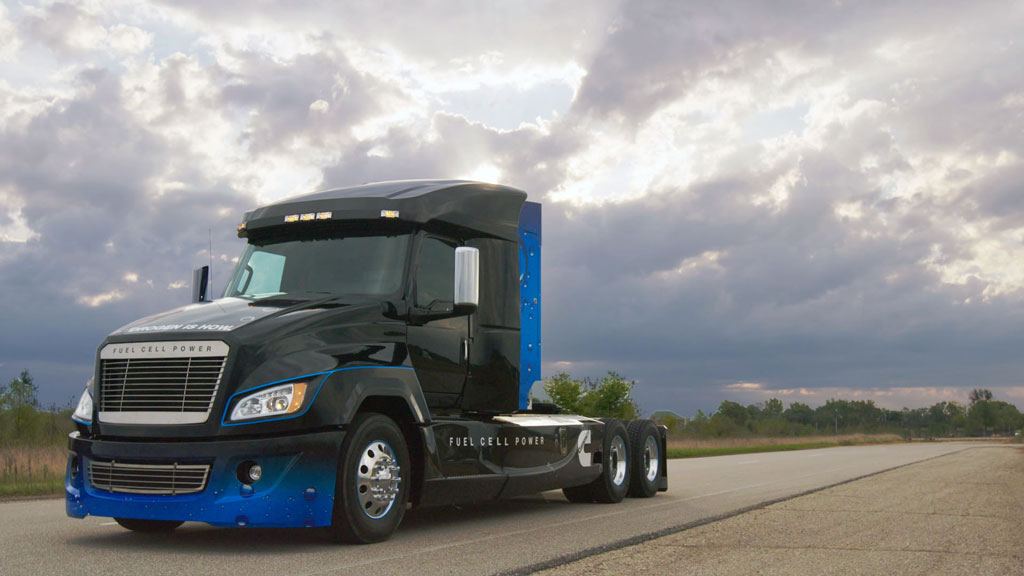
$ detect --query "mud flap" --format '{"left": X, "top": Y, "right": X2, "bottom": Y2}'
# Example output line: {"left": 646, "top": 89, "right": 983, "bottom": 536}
{"left": 657, "top": 424, "right": 669, "bottom": 492}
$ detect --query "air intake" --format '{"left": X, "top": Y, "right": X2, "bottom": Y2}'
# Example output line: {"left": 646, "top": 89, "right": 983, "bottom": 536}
{"left": 88, "top": 460, "right": 210, "bottom": 495}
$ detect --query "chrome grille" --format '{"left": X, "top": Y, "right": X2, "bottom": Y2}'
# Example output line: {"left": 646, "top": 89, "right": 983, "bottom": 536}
{"left": 97, "top": 341, "right": 229, "bottom": 425}
{"left": 88, "top": 460, "right": 210, "bottom": 495}
{"left": 100, "top": 357, "right": 226, "bottom": 413}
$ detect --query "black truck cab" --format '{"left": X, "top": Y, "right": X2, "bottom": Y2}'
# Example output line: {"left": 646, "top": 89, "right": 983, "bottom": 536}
{"left": 66, "top": 180, "right": 666, "bottom": 543}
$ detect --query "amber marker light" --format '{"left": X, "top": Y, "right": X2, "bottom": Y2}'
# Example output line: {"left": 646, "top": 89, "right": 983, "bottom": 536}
{"left": 287, "top": 382, "right": 308, "bottom": 413}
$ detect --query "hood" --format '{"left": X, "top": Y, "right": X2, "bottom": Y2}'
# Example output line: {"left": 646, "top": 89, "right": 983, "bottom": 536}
{"left": 110, "top": 297, "right": 281, "bottom": 336}
{"left": 96, "top": 296, "right": 406, "bottom": 439}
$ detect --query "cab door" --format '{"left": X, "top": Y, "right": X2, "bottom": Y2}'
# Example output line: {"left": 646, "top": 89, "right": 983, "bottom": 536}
{"left": 406, "top": 235, "right": 469, "bottom": 409}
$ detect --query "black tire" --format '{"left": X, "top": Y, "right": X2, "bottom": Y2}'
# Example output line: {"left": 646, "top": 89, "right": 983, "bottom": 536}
{"left": 562, "top": 484, "right": 594, "bottom": 503}
{"left": 588, "top": 419, "right": 631, "bottom": 503}
{"left": 328, "top": 412, "right": 410, "bottom": 544}
{"left": 626, "top": 420, "right": 661, "bottom": 498}
{"left": 114, "top": 518, "right": 184, "bottom": 532}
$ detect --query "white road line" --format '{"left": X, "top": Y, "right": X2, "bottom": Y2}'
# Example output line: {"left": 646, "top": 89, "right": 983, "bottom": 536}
{"left": 100, "top": 522, "right": 117, "bottom": 526}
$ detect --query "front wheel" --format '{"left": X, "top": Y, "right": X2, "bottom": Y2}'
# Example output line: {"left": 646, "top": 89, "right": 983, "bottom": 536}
{"left": 114, "top": 518, "right": 184, "bottom": 532}
{"left": 328, "top": 412, "right": 410, "bottom": 544}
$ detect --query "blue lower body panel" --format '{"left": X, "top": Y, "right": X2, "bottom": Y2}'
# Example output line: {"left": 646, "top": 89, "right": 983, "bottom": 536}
{"left": 66, "top": 430, "right": 344, "bottom": 528}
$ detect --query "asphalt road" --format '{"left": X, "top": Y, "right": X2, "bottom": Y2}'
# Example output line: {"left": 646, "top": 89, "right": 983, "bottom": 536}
{"left": 538, "top": 446, "right": 1024, "bottom": 575}
{"left": 0, "top": 442, "right": 979, "bottom": 576}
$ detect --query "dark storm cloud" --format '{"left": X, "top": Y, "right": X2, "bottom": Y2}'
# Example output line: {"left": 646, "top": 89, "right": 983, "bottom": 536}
{"left": 0, "top": 67, "right": 252, "bottom": 400}
{"left": 966, "top": 163, "right": 1024, "bottom": 230}
{"left": 529, "top": 0, "right": 1024, "bottom": 413}
{"left": 572, "top": 1, "right": 1017, "bottom": 128}
{"left": 542, "top": 176, "right": 1024, "bottom": 414}
{"left": 217, "top": 44, "right": 389, "bottom": 156}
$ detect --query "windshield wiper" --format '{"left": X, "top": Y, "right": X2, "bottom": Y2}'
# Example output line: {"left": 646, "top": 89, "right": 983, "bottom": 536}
{"left": 247, "top": 291, "right": 335, "bottom": 307}
{"left": 245, "top": 293, "right": 351, "bottom": 325}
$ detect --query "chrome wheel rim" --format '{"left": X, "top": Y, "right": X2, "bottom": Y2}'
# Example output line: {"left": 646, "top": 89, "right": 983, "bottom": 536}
{"left": 609, "top": 435, "right": 627, "bottom": 486}
{"left": 643, "top": 434, "right": 659, "bottom": 482}
{"left": 356, "top": 440, "right": 401, "bottom": 519}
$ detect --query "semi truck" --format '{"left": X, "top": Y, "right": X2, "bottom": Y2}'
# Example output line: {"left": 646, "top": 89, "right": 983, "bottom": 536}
{"left": 66, "top": 180, "right": 667, "bottom": 543}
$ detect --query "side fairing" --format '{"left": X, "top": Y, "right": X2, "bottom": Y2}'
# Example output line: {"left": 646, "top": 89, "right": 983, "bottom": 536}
{"left": 518, "top": 202, "right": 542, "bottom": 410}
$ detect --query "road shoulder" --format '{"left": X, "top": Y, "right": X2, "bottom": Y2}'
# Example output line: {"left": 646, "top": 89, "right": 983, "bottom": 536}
{"left": 536, "top": 447, "right": 1024, "bottom": 576}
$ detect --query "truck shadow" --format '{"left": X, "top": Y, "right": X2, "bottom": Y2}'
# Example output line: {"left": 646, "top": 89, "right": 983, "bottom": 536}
{"left": 67, "top": 494, "right": 582, "bottom": 553}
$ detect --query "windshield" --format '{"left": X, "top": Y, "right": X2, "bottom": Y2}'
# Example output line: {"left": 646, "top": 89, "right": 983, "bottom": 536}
{"left": 225, "top": 232, "right": 410, "bottom": 300}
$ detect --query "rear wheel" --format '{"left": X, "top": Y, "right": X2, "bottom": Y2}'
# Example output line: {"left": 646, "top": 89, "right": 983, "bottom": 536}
{"left": 626, "top": 420, "right": 661, "bottom": 498}
{"left": 591, "top": 419, "right": 630, "bottom": 503}
{"left": 328, "top": 412, "right": 410, "bottom": 544}
{"left": 567, "top": 419, "right": 630, "bottom": 504}
{"left": 114, "top": 518, "right": 184, "bottom": 533}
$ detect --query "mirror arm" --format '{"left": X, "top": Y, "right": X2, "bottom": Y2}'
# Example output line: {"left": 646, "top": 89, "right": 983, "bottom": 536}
{"left": 381, "top": 299, "right": 410, "bottom": 320}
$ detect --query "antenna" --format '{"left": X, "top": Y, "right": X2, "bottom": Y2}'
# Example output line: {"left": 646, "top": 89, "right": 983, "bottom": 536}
{"left": 208, "top": 228, "right": 213, "bottom": 296}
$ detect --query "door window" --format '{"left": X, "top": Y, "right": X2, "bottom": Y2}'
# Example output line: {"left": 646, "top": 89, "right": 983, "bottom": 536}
{"left": 415, "top": 237, "right": 455, "bottom": 307}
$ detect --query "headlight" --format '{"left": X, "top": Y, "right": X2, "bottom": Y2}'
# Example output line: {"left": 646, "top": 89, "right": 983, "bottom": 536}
{"left": 72, "top": 386, "right": 93, "bottom": 424}
{"left": 229, "top": 382, "right": 308, "bottom": 422}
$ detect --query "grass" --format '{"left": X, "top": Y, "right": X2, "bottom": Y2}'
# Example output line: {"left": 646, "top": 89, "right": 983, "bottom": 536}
{"left": 0, "top": 445, "right": 67, "bottom": 498}
{"left": 666, "top": 433, "right": 903, "bottom": 459}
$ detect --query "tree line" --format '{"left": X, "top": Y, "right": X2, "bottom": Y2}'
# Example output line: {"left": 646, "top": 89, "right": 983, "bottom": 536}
{"left": 0, "top": 370, "right": 76, "bottom": 446}
{"left": 543, "top": 372, "right": 1022, "bottom": 439}
{"left": 660, "top": 389, "right": 1022, "bottom": 439}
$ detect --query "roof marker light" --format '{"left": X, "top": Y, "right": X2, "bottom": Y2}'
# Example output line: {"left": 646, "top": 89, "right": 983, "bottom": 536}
{"left": 284, "top": 214, "right": 299, "bottom": 223}
{"left": 381, "top": 210, "right": 400, "bottom": 219}
{"left": 300, "top": 213, "right": 315, "bottom": 221}
{"left": 316, "top": 212, "right": 332, "bottom": 220}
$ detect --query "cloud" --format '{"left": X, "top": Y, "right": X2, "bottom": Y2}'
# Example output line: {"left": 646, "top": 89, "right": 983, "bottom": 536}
{"left": 0, "top": 3, "right": 20, "bottom": 61}
{"left": 106, "top": 24, "right": 153, "bottom": 55}
{"left": 0, "top": 62, "right": 252, "bottom": 399}
{"left": 78, "top": 288, "right": 127, "bottom": 308}
{"left": 151, "top": 0, "right": 618, "bottom": 67}
{"left": 726, "top": 382, "right": 765, "bottom": 391}
{"left": 2, "top": 1, "right": 1024, "bottom": 418}
{"left": 532, "top": 3, "right": 1024, "bottom": 414}
{"left": 20, "top": 2, "right": 108, "bottom": 57}
{"left": 217, "top": 44, "right": 391, "bottom": 158}
{"left": 18, "top": 2, "right": 152, "bottom": 57}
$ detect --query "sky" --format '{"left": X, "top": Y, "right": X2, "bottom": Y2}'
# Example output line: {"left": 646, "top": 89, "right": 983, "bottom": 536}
{"left": 2, "top": 0, "right": 1024, "bottom": 416}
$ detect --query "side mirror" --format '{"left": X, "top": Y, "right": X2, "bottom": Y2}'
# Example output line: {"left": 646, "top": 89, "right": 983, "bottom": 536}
{"left": 454, "top": 246, "right": 479, "bottom": 314}
{"left": 192, "top": 266, "right": 210, "bottom": 303}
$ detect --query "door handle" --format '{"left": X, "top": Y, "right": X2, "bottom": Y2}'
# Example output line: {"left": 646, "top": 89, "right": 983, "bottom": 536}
{"left": 461, "top": 339, "right": 469, "bottom": 363}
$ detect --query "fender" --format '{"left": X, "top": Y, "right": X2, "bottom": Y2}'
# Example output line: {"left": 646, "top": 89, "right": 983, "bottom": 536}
{"left": 309, "top": 365, "right": 431, "bottom": 426}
